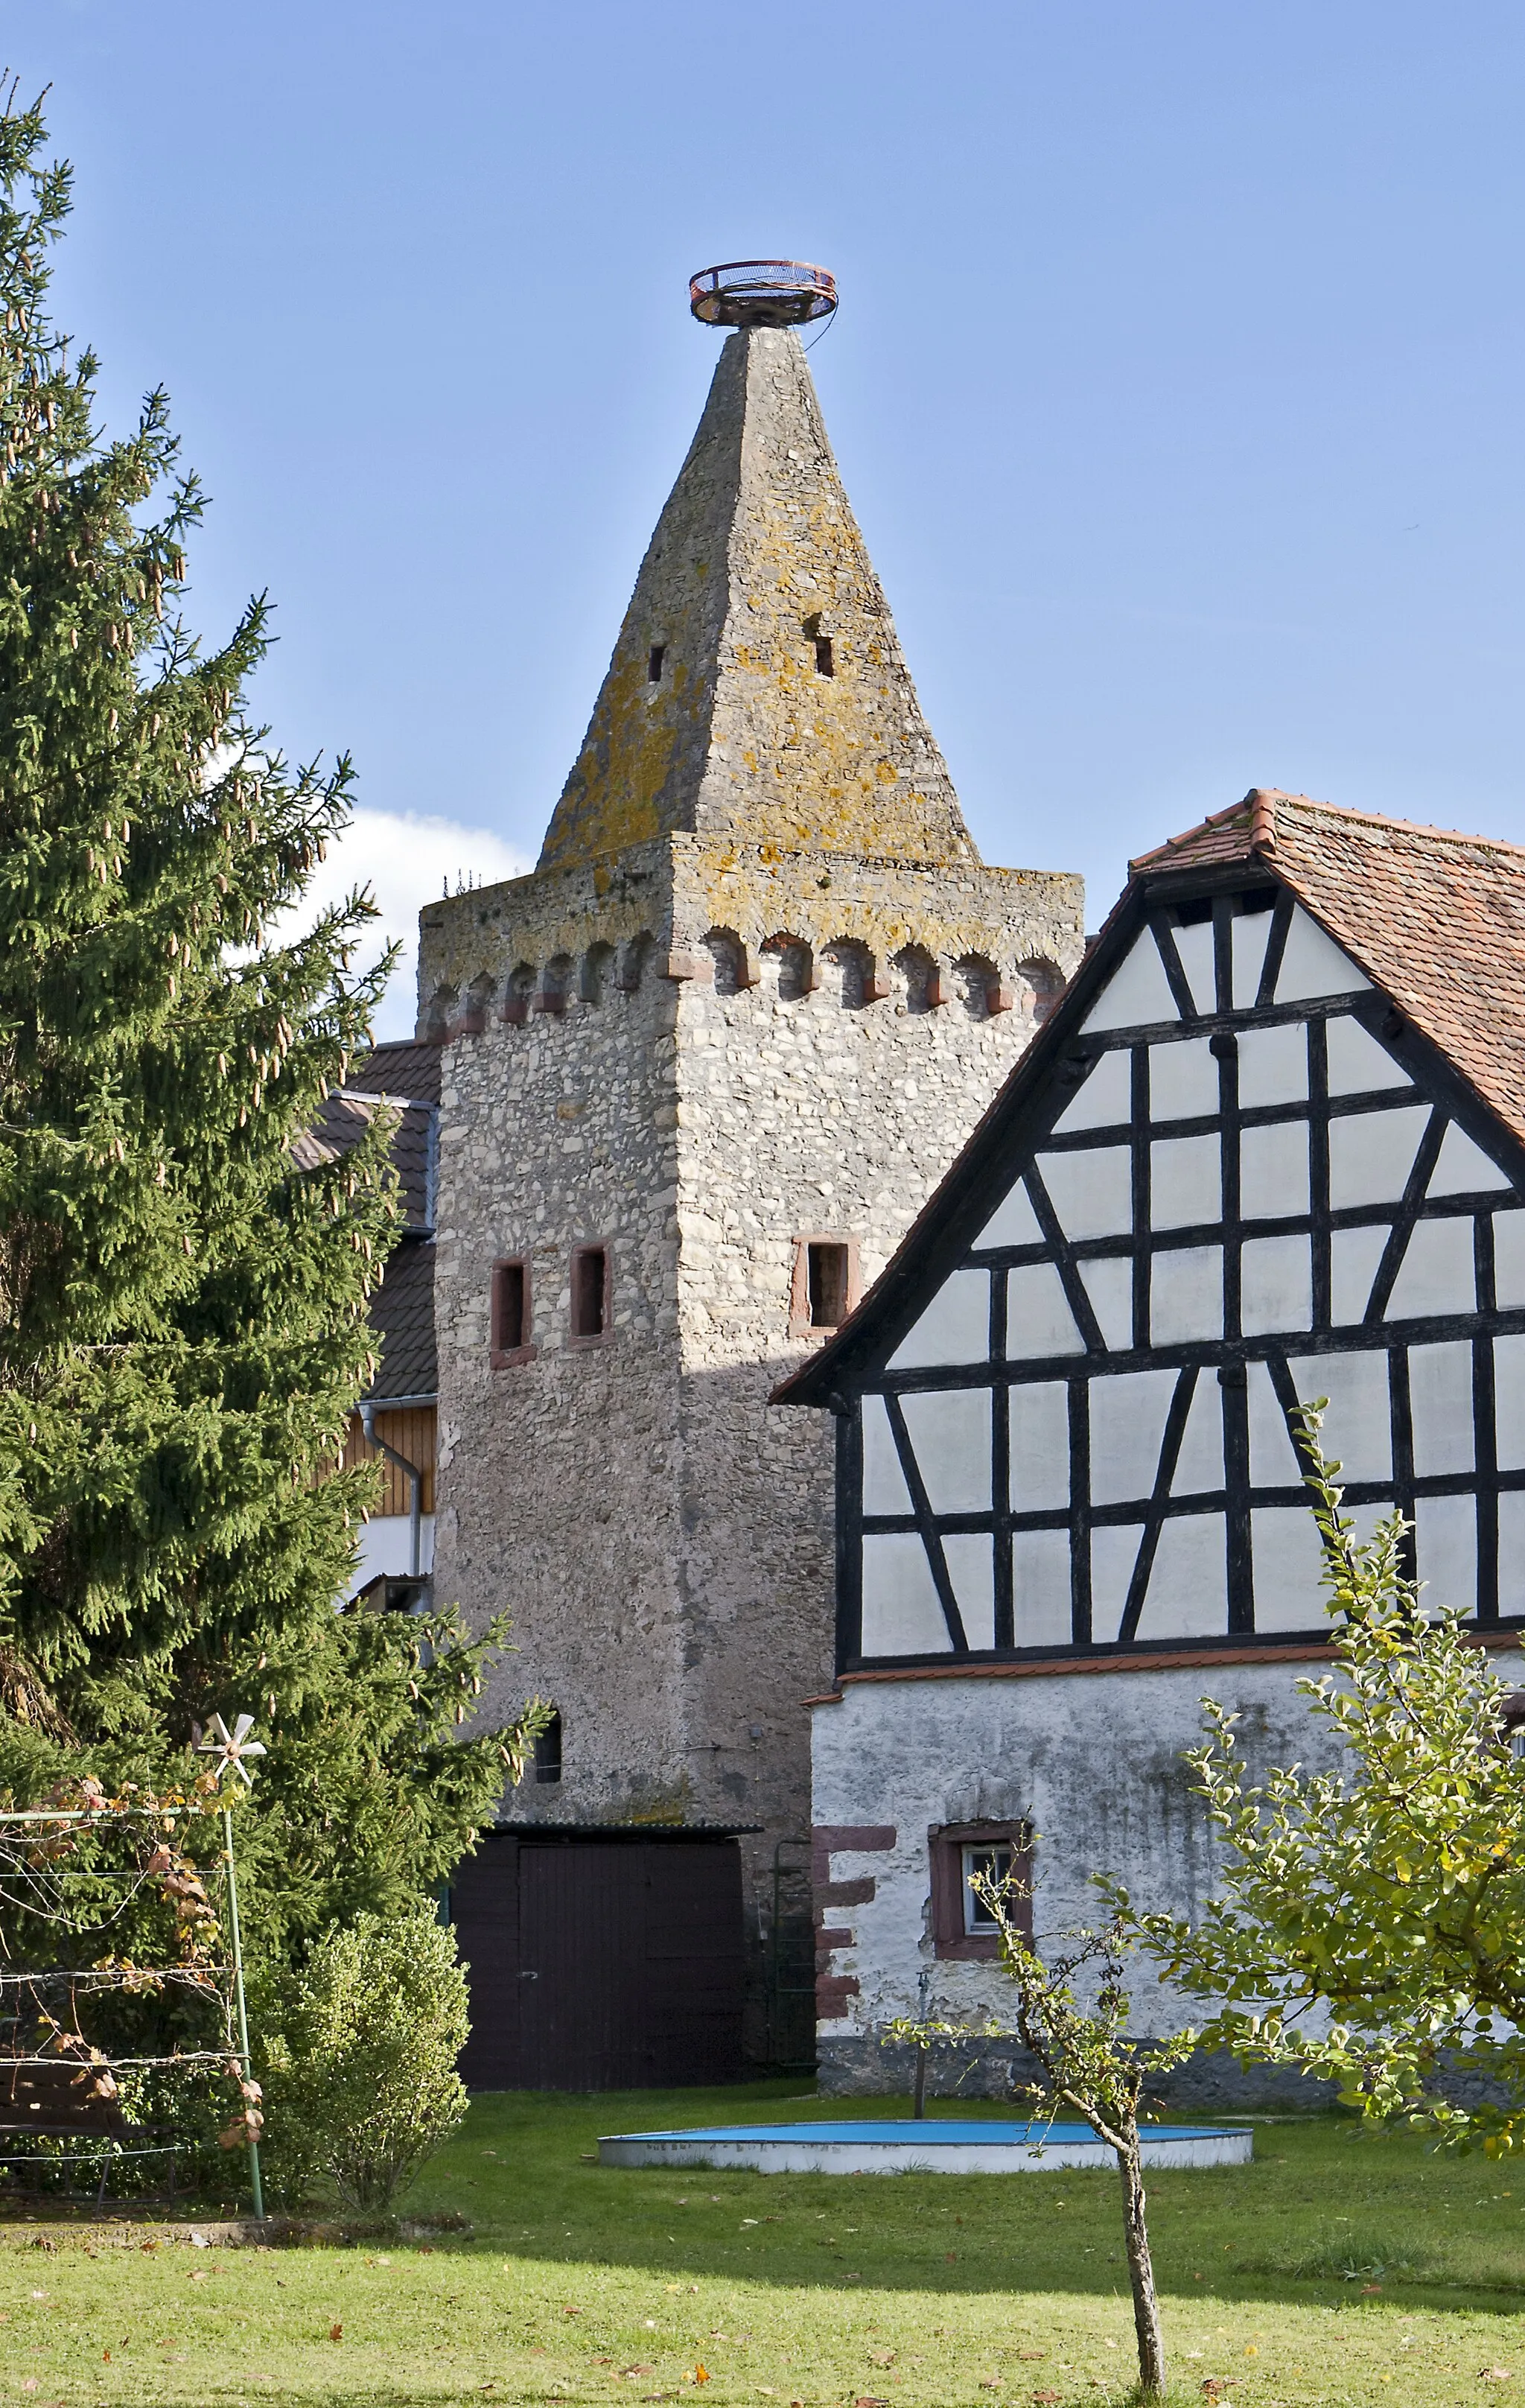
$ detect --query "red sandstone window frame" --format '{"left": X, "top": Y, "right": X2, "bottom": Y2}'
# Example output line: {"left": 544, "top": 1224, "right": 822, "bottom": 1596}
{"left": 568, "top": 1241, "right": 614, "bottom": 1349}
{"left": 490, "top": 1257, "right": 536, "bottom": 1369}
{"left": 789, "top": 1234, "right": 861, "bottom": 1340}
{"left": 929, "top": 1820, "right": 1031, "bottom": 1962}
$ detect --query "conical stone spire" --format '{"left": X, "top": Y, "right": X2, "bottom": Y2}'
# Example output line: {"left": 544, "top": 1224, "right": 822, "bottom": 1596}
{"left": 537, "top": 327, "right": 978, "bottom": 874}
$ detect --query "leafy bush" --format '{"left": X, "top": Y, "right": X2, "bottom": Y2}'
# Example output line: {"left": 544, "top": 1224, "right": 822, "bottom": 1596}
{"left": 256, "top": 1908, "right": 469, "bottom": 2211}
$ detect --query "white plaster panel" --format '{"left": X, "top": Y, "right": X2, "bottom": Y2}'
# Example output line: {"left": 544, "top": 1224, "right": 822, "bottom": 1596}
{"left": 1172, "top": 1372, "right": 1225, "bottom": 1495}
{"left": 1053, "top": 1046, "right": 1132, "bottom": 1133}
{"left": 1408, "top": 1341, "right": 1474, "bottom": 1478}
{"left": 1236, "top": 1020, "right": 1307, "bottom": 1108}
{"left": 809, "top": 1659, "right": 1354, "bottom": 2041}
{"left": 1170, "top": 919, "right": 1216, "bottom": 1016}
{"left": 1231, "top": 907, "right": 1274, "bottom": 1008}
{"left": 1011, "top": 1529, "right": 1074, "bottom": 1647}
{"left": 1498, "top": 1490, "right": 1525, "bottom": 1616}
{"left": 1150, "top": 1135, "right": 1220, "bottom": 1230}
{"left": 1149, "top": 1245, "right": 1223, "bottom": 1344}
{"left": 943, "top": 1534, "right": 996, "bottom": 1650}
{"left": 1494, "top": 1334, "right": 1525, "bottom": 1471}
{"left": 1038, "top": 1146, "right": 1133, "bottom": 1240}
{"left": 1385, "top": 1217, "right": 1476, "bottom": 1320}
{"left": 1082, "top": 932, "right": 1179, "bottom": 1033}
{"left": 900, "top": 1388, "right": 993, "bottom": 1514}
{"left": 861, "top": 1393, "right": 913, "bottom": 1515}
{"left": 1135, "top": 1513, "right": 1227, "bottom": 1640}
{"left": 1247, "top": 1359, "right": 1303, "bottom": 1487}
{"left": 1078, "top": 1257, "right": 1133, "bottom": 1352}
{"left": 1430, "top": 1122, "right": 1512, "bottom": 1197}
{"left": 975, "top": 1178, "right": 1042, "bottom": 1249}
{"left": 1275, "top": 904, "right": 1369, "bottom": 1003}
{"left": 1330, "top": 1225, "right": 1388, "bottom": 1324}
{"left": 1288, "top": 1348, "right": 1392, "bottom": 1484}
{"left": 1413, "top": 1492, "right": 1477, "bottom": 1620}
{"left": 1495, "top": 1210, "right": 1525, "bottom": 1308}
{"left": 861, "top": 1534, "right": 952, "bottom": 1655}
{"left": 1091, "top": 1522, "right": 1144, "bottom": 1640}
{"left": 889, "top": 1268, "right": 990, "bottom": 1369}
{"left": 1325, "top": 1015, "right": 1410, "bottom": 1097}
{"left": 348, "top": 1513, "right": 436, "bottom": 1601}
{"left": 1148, "top": 1035, "right": 1220, "bottom": 1122}
{"left": 1240, "top": 1123, "right": 1310, "bottom": 1220}
{"left": 1241, "top": 1236, "right": 1313, "bottom": 1337}
{"left": 1010, "top": 1382, "right": 1070, "bottom": 1510}
{"left": 1005, "top": 1262, "right": 1085, "bottom": 1359}
{"left": 1250, "top": 1508, "right": 1328, "bottom": 1630}
{"left": 1328, "top": 1105, "right": 1429, "bottom": 1208}
{"left": 1089, "top": 1368, "right": 1177, "bottom": 1505}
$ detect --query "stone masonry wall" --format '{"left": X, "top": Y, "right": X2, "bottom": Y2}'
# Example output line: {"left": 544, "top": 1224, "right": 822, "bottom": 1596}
{"left": 421, "top": 837, "right": 1084, "bottom": 2055}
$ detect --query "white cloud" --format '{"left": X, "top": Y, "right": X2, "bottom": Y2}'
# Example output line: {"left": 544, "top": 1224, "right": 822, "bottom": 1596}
{"left": 295, "top": 807, "right": 529, "bottom": 1043}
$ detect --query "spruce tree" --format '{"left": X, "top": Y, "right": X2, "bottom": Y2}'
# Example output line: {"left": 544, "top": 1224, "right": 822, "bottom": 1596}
{"left": 0, "top": 91, "right": 529, "bottom": 1963}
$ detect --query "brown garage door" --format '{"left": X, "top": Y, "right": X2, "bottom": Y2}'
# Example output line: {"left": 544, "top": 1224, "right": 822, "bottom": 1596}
{"left": 451, "top": 1833, "right": 745, "bottom": 2091}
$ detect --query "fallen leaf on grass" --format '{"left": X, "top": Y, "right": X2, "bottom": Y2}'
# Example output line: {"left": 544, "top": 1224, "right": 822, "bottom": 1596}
{"left": 1016, "top": 2353, "right": 1045, "bottom": 2363}
{"left": 1032, "top": 2392, "right": 1060, "bottom": 2407}
{"left": 330, "top": 2322, "right": 343, "bottom": 2342}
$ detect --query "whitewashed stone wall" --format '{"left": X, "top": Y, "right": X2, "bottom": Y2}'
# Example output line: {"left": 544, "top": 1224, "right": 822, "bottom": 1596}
{"left": 810, "top": 1659, "right": 1348, "bottom": 2102}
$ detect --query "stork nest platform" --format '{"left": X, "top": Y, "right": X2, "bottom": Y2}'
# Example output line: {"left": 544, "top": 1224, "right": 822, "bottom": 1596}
{"left": 689, "top": 261, "right": 837, "bottom": 328}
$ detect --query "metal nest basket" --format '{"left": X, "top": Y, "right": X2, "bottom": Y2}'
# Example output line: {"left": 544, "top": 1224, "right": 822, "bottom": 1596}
{"left": 689, "top": 260, "right": 837, "bottom": 329}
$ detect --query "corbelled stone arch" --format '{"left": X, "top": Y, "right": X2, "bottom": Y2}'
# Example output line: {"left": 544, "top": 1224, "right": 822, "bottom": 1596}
{"left": 422, "top": 982, "right": 457, "bottom": 1043}
{"left": 500, "top": 962, "right": 536, "bottom": 1028}
{"left": 615, "top": 931, "right": 655, "bottom": 992}
{"left": 762, "top": 932, "right": 816, "bottom": 1003}
{"left": 892, "top": 943, "right": 937, "bottom": 1014}
{"left": 535, "top": 953, "right": 574, "bottom": 1017}
{"left": 821, "top": 938, "right": 879, "bottom": 1010}
{"left": 580, "top": 940, "right": 617, "bottom": 1005}
{"left": 952, "top": 952, "right": 999, "bottom": 1020}
{"left": 704, "top": 927, "right": 757, "bottom": 997}
{"left": 460, "top": 972, "right": 497, "bottom": 1035}
{"left": 1015, "top": 954, "right": 1066, "bottom": 1024}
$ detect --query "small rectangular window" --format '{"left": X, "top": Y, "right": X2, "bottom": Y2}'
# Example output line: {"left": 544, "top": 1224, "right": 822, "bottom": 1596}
{"left": 534, "top": 1710, "right": 562, "bottom": 1785}
{"left": 961, "top": 1842, "right": 1014, "bottom": 1934}
{"left": 807, "top": 1241, "right": 850, "bottom": 1328}
{"left": 570, "top": 1243, "right": 609, "bottom": 1342}
{"left": 490, "top": 1259, "right": 534, "bottom": 1367}
{"left": 814, "top": 635, "right": 834, "bottom": 676}
{"left": 930, "top": 1821, "right": 1030, "bottom": 1960}
{"left": 648, "top": 644, "right": 666, "bottom": 682}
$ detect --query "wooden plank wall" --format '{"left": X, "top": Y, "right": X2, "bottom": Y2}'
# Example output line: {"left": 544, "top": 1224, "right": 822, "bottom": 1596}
{"left": 341, "top": 1406, "right": 437, "bottom": 1516}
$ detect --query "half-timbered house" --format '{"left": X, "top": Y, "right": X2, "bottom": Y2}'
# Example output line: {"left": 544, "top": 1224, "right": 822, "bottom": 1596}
{"left": 778, "top": 787, "right": 1525, "bottom": 2098}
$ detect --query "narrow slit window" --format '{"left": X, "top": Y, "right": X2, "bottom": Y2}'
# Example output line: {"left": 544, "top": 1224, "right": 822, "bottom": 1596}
{"left": 533, "top": 1710, "right": 562, "bottom": 1785}
{"left": 814, "top": 635, "right": 834, "bottom": 676}
{"left": 806, "top": 1241, "right": 850, "bottom": 1329}
{"left": 491, "top": 1259, "right": 527, "bottom": 1356}
{"left": 648, "top": 644, "right": 666, "bottom": 682}
{"left": 571, "top": 1244, "right": 609, "bottom": 1340}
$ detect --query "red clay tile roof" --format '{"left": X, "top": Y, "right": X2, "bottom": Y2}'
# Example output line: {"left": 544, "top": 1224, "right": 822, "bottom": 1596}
{"left": 1133, "top": 788, "right": 1525, "bottom": 1149}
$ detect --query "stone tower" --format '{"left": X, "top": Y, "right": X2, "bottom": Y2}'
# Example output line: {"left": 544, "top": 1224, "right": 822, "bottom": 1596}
{"left": 420, "top": 297, "right": 1084, "bottom": 2073}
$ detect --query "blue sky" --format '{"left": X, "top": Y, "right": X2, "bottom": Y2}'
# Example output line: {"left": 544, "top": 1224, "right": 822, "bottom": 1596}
{"left": 9, "top": 2, "right": 1525, "bottom": 1033}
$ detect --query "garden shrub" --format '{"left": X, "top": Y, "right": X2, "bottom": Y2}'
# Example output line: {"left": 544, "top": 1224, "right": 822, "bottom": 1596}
{"left": 256, "top": 1907, "right": 469, "bottom": 2211}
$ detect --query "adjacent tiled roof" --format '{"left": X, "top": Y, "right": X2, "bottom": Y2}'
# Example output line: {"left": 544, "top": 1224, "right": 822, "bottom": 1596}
{"left": 368, "top": 1236, "right": 436, "bottom": 1402}
{"left": 296, "top": 1041, "right": 440, "bottom": 1403}
{"left": 1132, "top": 788, "right": 1525, "bottom": 1149}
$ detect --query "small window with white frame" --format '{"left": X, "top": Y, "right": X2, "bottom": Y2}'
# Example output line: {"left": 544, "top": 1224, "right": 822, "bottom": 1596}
{"left": 960, "top": 1840, "right": 1016, "bottom": 1935}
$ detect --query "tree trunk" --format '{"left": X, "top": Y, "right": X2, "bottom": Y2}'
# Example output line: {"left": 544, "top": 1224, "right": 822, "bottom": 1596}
{"left": 913, "top": 2044, "right": 927, "bottom": 2119}
{"left": 1115, "top": 2132, "right": 1166, "bottom": 2397}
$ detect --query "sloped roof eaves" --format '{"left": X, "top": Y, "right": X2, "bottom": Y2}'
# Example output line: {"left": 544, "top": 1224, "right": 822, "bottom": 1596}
{"left": 368, "top": 1239, "right": 437, "bottom": 1402}
{"left": 773, "top": 878, "right": 1149, "bottom": 1409}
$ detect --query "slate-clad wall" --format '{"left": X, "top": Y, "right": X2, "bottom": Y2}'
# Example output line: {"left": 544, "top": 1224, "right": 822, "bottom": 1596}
{"left": 809, "top": 1660, "right": 1348, "bottom": 2099}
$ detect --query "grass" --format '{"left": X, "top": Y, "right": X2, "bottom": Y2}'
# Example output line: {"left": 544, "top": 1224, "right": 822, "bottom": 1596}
{"left": 3, "top": 2082, "right": 1525, "bottom": 2404}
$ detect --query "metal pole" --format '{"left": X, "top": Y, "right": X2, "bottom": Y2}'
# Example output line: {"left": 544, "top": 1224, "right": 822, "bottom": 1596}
{"left": 221, "top": 1805, "right": 265, "bottom": 2222}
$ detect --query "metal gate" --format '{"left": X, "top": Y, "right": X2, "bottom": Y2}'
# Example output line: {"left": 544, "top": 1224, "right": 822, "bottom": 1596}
{"left": 451, "top": 1832, "right": 745, "bottom": 2091}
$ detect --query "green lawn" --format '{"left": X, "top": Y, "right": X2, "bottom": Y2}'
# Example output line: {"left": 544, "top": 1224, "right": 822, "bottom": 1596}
{"left": 3, "top": 2083, "right": 1525, "bottom": 2404}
